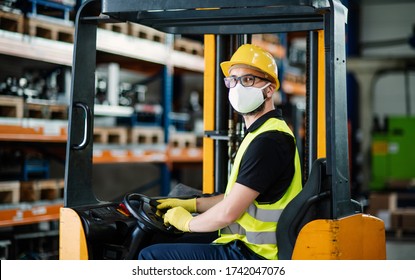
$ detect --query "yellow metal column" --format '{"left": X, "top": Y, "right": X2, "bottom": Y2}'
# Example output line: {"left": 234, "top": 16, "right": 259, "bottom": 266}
{"left": 203, "top": 35, "right": 215, "bottom": 194}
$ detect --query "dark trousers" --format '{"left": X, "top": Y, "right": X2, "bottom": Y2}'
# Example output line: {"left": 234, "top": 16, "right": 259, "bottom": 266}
{"left": 138, "top": 240, "right": 264, "bottom": 260}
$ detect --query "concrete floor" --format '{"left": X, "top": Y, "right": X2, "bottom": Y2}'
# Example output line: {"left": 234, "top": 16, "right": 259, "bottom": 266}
{"left": 386, "top": 239, "right": 415, "bottom": 260}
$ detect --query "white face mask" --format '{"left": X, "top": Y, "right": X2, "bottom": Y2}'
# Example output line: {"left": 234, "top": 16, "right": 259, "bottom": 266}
{"left": 228, "top": 82, "right": 270, "bottom": 114}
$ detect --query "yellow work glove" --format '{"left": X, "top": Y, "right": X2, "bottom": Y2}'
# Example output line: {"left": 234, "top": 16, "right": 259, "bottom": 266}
{"left": 156, "top": 198, "right": 197, "bottom": 213}
{"left": 164, "top": 206, "right": 193, "bottom": 232}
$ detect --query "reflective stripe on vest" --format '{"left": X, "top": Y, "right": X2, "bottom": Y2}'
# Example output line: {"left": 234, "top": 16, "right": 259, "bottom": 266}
{"left": 221, "top": 227, "right": 277, "bottom": 244}
{"left": 220, "top": 205, "right": 284, "bottom": 244}
{"left": 214, "top": 117, "right": 302, "bottom": 259}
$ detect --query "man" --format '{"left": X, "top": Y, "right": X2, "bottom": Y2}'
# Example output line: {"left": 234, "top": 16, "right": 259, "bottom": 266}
{"left": 138, "top": 44, "right": 302, "bottom": 260}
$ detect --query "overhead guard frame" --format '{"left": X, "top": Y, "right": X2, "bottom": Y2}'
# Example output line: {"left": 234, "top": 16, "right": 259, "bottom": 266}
{"left": 65, "top": 0, "right": 354, "bottom": 219}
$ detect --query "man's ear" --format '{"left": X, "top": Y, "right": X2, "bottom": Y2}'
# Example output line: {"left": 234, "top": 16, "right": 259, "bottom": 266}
{"left": 266, "top": 84, "right": 276, "bottom": 97}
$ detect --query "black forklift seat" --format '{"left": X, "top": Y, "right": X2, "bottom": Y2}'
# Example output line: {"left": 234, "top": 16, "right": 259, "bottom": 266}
{"left": 277, "top": 158, "right": 330, "bottom": 260}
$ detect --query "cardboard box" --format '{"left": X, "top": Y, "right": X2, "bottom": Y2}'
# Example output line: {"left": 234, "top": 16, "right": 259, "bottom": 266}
{"left": 366, "top": 192, "right": 397, "bottom": 216}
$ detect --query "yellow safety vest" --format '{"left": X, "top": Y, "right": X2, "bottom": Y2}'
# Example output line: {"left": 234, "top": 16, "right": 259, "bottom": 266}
{"left": 214, "top": 117, "right": 302, "bottom": 260}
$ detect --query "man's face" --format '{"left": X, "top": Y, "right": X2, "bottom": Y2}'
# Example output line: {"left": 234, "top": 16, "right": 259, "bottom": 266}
{"left": 226, "top": 66, "right": 273, "bottom": 116}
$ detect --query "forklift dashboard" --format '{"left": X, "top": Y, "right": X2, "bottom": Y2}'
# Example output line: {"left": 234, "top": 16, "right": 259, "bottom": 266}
{"left": 73, "top": 194, "right": 183, "bottom": 259}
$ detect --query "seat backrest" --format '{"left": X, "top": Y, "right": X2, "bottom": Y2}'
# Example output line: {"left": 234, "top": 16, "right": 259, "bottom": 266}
{"left": 277, "top": 158, "right": 331, "bottom": 260}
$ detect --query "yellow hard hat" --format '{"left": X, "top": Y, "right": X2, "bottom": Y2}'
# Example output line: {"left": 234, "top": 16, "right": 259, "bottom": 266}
{"left": 220, "top": 44, "right": 280, "bottom": 90}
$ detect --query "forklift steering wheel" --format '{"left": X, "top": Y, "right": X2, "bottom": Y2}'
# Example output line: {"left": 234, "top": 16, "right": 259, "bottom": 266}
{"left": 123, "top": 193, "right": 183, "bottom": 235}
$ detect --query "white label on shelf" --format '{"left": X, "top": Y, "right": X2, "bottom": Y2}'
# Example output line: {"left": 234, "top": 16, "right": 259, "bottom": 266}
{"left": 150, "top": 154, "right": 166, "bottom": 161}
{"left": 43, "top": 124, "right": 61, "bottom": 136}
{"left": 32, "top": 206, "right": 47, "bottom": 216}
{"left": 110, "top": 150, "right": 127, "bottom": 157}
{"left": 13, "top": 210, "right": 23, "bottom": 221}
{"left": 132, "top": 149, "right": 144, "bottom": 156}
{"left": 93, "top": 150, "right": 103, "bottom": 157}
{"left": 171, "top": 148, "right": 181, "bottom": 156}
{"left": 188, "top": 148, "right": 201, "bottom": 157}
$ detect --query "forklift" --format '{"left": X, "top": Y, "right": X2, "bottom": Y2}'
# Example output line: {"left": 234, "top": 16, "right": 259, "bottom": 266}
{"left": 60, "top": 0, "right": 386, "bottom": 260}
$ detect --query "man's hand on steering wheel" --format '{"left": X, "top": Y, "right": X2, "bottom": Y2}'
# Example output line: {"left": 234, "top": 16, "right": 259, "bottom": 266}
{"left": 163, "top": 206, "right": 193, "bottom": 232}
{"left": 155, "top": 209, "right": 165, "bottom": 218}
{"left": 156, "top": 198, "right": 197, "bottom": 213}
{"left": 123, "top": 193, "right": 183, "bottom": 235}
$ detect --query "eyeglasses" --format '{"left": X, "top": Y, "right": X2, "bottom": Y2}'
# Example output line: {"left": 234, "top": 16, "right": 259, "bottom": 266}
{"left": 223, "top": 74, "right": 271, "bottom": 88}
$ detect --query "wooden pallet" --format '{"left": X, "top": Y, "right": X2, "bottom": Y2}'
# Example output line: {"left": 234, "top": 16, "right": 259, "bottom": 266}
{"left": 0, "top": 181, "right": 20, "bottom": 204}
{"left": 170, "top": 132, "right": 197, "bottom": 148}
{"left": 174, "top": 38, "right": 204, "bottom": 56}
{"left": 20, "top": 179, "right": 64, "bottom": 202}
{"left": 130, "top": 126, "right": 164, "bottom": 144}
{"left": 56, "top": 178, "right": 64, "bottom": 198}
{"left": 128, "top": 23, "right": 165, "bottom": 43}
{"left": 25, "top": 101, "right": 68, "bottom": 119}
{"left": 25, "top": 17, "right": 74, "bottom": 43}
{"left": 98, "top": 22, "right": 129, "bottom": 35}
{"left": 281, "top": 72, "right": 306, "bottom": 96}
{"left": 252, "top": 36, "right": 286, "bottom": 59}
{"left": 94, "top": 126, "right": 129, "bottom": 144}
{"left": 391, "top": 209, "right": 415, "bottom": 238}
{"left": 0, "top": 96, "right": 24, "bottom": 118}
{"left": 0, "top": 10, "right": 24, "bottom": 33}
{"left": 253, "top": 33, "right": 281, "bottom": 45}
